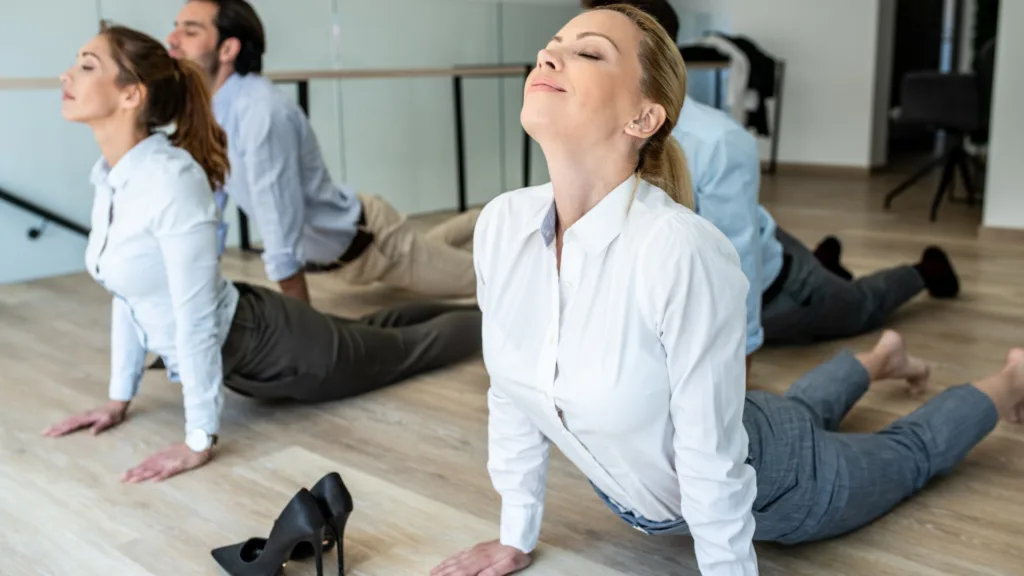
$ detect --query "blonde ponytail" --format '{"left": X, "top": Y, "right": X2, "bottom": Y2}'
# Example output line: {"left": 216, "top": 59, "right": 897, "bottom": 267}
{"left": 638, "top": 127, "right": 694, "bottom": 210}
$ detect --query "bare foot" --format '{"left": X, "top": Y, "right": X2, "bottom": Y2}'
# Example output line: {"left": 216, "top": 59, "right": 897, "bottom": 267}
{"left": 873, "top": 330, "right": 930, "bottom": 396}
{"left": 998, "top": 348, "right": 1024, "bottom": 423}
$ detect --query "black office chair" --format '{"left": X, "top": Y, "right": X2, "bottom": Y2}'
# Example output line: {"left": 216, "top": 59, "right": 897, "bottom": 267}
{"left": 884, "top": 39, "right": 996, "bottom": 221}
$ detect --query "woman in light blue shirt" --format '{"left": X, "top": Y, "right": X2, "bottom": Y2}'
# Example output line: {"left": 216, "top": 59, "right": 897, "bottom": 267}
{"left": 43, "top": 24, "right": 482, "bottom": 483}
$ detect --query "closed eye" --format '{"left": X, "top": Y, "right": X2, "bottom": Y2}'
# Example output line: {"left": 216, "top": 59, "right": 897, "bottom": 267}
{"left": 577, "top": 51, "right": 601, "bottom": 60}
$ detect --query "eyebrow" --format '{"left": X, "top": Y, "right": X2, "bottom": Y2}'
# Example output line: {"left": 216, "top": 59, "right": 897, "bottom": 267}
{"left": 81, "top": 51, "right": 100, "bottom": 60}
{"left": 178, "top": 19, "right": 209, "bottom": 29}
{"left": 551, "top": 31, "right": 620, "bottom": 52}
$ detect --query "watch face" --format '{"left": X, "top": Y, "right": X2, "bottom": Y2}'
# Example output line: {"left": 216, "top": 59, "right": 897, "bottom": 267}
{"left": 187, "top": 430, "right": 211, "bottom": 451}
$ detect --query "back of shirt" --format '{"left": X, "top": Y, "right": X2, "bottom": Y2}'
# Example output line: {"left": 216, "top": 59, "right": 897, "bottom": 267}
{"left": 213, "top": 72, "right": 362, "bottom": 281}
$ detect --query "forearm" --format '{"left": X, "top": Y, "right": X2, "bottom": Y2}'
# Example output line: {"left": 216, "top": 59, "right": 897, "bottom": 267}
{"left": 278, "top": 270, "right": 310, "bottom": 302}
{"left": 109, "top": 298, "right": 147, "bottom": 402}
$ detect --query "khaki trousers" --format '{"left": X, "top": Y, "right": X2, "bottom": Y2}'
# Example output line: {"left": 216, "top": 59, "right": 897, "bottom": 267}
{"left": 334, "top": 195, "right": 478, "bottom": 297}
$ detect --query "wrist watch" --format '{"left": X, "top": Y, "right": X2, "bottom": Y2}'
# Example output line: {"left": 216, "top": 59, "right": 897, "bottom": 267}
{"left": 185, "top": 429, "right": 218, "bottom": 453}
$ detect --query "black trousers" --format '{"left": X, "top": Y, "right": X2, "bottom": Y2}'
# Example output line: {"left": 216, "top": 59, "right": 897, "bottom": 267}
{"left": 762, "top": 228, "right": 926, "bottom": 345}
{"left": 221, "top": 282, "right": 481, "bottom": 402}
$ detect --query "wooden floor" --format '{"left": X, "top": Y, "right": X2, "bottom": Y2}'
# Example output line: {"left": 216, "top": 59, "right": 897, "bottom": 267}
{"left": 2, "top": 167, "right": 1023, "bottom": 576}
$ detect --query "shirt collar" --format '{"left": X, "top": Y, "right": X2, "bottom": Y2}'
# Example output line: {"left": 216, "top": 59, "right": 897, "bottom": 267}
{"left": 535, "top": 174, "right": 638, "bottom": 252}
{"left": 213, "top": 72, "right": 244, "bottom": 122}
{"left": 90, "top": 132, "right": 168, "bottom": 190}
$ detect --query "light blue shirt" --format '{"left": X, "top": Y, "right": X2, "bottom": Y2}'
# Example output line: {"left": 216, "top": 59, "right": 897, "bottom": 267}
{"left": 213, "top": 73, "right": 362, "bottom": 282}
{"left": 672, "top": 96, "right": 784, "bottom": 355}
{"left": 85, "top": 133, "right": 239, "bottom": 440}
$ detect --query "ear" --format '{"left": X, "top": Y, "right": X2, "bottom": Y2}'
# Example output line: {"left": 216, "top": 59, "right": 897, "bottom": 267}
{"left": 121, "top": 83, "right": 146, "bottom": 112}
{"left": 218, "top": 37, "right": 241, "bottom": 66}
{"left": 624, "top": 103, "right": 667, "bottom": 139}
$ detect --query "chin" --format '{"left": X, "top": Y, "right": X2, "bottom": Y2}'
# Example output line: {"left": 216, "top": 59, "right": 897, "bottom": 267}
{"left": 60, "top": 104, "right": 82, "bottom": 123}
{"left": 520, "top": 102, "right": 558, "bottom": 142}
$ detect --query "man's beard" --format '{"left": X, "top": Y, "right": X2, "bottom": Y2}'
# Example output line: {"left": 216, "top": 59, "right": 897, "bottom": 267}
{"left": 202, "top": 52, "right": 220, "bottom": 79}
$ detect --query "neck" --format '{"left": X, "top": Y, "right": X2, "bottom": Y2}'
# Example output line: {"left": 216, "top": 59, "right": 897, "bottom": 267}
{"left": 544, "top": 142, "right": 635, "bottom": 233}
{"left": 212, "top": 66, "right": 234, "bottom": 94}
{"left": 92, "top": 116, "right": 148, "bottom": 170}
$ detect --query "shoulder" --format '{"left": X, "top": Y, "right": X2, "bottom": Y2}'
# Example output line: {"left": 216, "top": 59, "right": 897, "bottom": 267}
{"left": 474, "top": 183, "right": 552, "bottom": 244}
{"left": 630, "top": 182, "right": 743, "bottom": 275}
{"left": 673, "top": 97, "right": 757, "bottom": 165}
{"left": 232, "top": 77, "right": 301, "bottom": 137}
{"left": 141, "top": 144, "right": 216, "bottom": 215}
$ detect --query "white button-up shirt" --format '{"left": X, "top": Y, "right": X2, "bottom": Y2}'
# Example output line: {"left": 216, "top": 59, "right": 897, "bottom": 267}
{"left": 85, "top": 133, "right": 239, "bottom": 439}
{"left": 474, "top": 175, "right": 758, "bottom": 575}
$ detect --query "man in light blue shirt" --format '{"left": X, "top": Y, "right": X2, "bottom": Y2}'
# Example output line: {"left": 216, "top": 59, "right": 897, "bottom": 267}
{"left": 672, "top": 96, "right": 961, "bottom": 353}
{"left": 167, "top": 0, "right": 477, "bottom": 303}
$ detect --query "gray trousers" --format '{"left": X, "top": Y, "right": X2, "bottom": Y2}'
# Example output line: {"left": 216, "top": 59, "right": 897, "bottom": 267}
{"left": 597, "top": 351, "right": 999, "bottom": 543}
{"left": 221, "top": 282, "right": 481, "bottom": 402}
{"left": 762, "top": 228, "right": 926, "bottom": 345}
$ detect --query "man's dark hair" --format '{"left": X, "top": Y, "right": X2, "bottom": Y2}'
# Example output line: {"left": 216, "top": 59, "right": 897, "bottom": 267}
{"left": 206, "top": 0, "right": 265, "bottom": 75}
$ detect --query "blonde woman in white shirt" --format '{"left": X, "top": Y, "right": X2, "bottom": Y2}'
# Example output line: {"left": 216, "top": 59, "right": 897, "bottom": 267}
{"left": 432, "top": 5, "right": 1024, "bottom": 576}
{"left": 44, "top": 25, "right": 482, "bottom": 483}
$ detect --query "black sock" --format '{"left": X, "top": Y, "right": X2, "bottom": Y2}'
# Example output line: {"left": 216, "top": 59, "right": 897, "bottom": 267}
{"left": 813, "top": 236, "right": 854, "bottom": 281}
{"left": 913, "top": 246, "right": 959, "bottom": 298}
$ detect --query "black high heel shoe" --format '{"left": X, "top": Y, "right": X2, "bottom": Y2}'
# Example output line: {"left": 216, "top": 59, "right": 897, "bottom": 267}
{"left": 292, "top": 472, "right": 354, "bottom": 575}
{"left": 211, "top": 488, "right": 327, "bottom": 576}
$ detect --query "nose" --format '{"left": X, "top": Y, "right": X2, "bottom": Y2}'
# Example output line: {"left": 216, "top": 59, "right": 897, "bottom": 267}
{"left": 59, "top": 70, "right": 70, "bottom": 87}
{"left": 536, "top": 47, "right": 562, "bottom": 71}
{"left": 166, "top": 30, "right": 178, "bottom": 49}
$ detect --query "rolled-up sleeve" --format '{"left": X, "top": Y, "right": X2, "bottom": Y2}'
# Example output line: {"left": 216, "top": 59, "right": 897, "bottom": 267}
{"left": 149, "top": 165, "right": 226, "bottom": 437}
{"left": 237, "top": 105, "right": 306, "bottom": 282}
{"left": 644, "top": 215, "right": 758, "bottom": 575}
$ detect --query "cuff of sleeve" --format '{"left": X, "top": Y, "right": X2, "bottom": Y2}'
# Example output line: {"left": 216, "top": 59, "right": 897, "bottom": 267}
{"left": 498, "top": 503, "right": 544, "bottom": 554}
{"left": 745, "top": 326, "right": 764, "bottom": 356}
{"left": 109, "top": 376, "right": 139, "bottom": 402}
{"left": 262, "top": 251, "right": 304, "bottom": 282}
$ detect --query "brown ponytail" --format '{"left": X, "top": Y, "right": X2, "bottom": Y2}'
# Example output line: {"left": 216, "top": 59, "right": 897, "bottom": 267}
{"left": 101, "top": 23, "right": 229, "bottom": 190}
{"left": 590, "top": 4, "right": 695, "bottom": 210}
{"left": 169, "top": 58, "right": 230, "bottom": 190}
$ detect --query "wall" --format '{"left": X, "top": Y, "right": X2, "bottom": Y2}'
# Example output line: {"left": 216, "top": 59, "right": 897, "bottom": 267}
{"left": 981, "top": 0, "right": 1024, "bottom": 231}
{"left": 725, "top": 0, "right": 888, "bottom": 169}
{"left": 0, "top": 0, "right": 580, "bottom": 284}
{"left": 870, "top": 0, "right": 897, "bottom": 167}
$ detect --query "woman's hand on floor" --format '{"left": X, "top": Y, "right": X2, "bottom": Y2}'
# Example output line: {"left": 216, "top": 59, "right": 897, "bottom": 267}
{"left": 431, "top": 540, "right": 532, "bottom": 576}
{"left": 121, "top": 443, "right": 212, "bottom": 483}
{"left": 42, "top": 400, "right": 129, "bottom": 437}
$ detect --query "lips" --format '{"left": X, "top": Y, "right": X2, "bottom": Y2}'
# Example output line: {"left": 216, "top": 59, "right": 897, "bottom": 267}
{"left": 61, "top": 90, "right": 74, "bottom": 101}
{"left": 530, "top": 78, "right": 565, "bottom": 92}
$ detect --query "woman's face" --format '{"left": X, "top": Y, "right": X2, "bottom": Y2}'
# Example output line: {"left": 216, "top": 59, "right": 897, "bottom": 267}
{"left": 60, "top": 35, "right": 137, "bottom": 124}
{"left": 521, "top": 9, "right": 647, "bottom": 149}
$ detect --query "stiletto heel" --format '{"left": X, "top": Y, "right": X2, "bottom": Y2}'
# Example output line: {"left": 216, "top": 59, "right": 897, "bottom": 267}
{"left": 287, "top": 472, "right": 355, "bottom": 575}
{"left": 329, "top": 508, "right": 352, "bottom": 575}
{"left": 211, "top": 488, "right": 327, "bottom": 576}
{"left": 312, "top": 533, "right": 325, "bottom": 576}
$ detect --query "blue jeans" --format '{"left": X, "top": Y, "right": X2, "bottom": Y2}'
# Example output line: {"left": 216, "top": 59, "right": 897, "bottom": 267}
{"left": 594, "top": 351, "right": 998, "bottom": 544}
